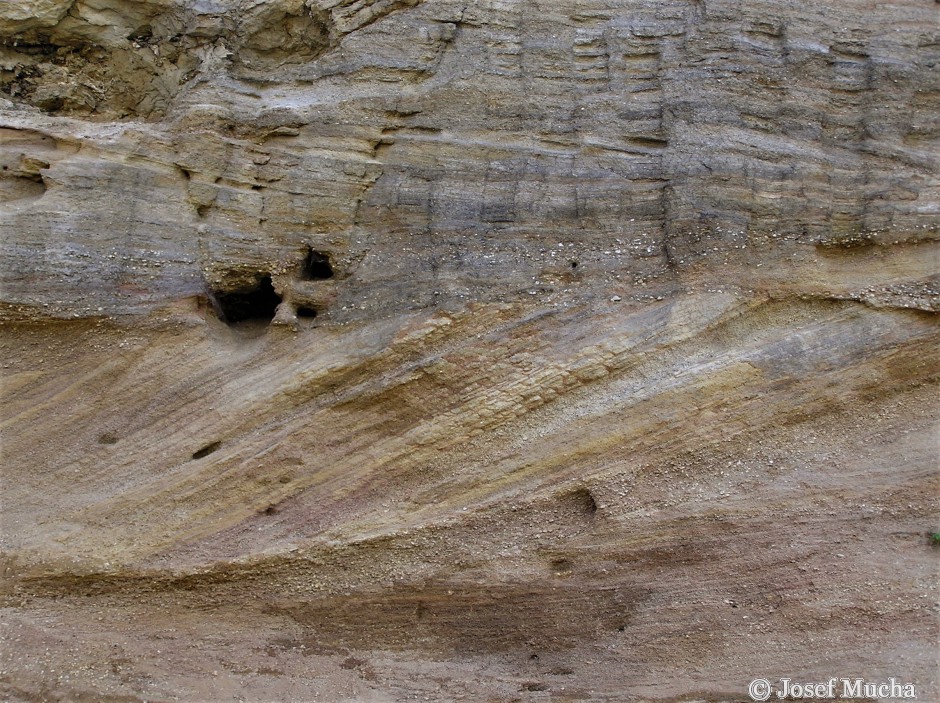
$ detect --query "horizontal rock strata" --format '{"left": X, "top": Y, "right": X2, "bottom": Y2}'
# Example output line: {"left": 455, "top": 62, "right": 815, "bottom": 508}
{"left": 1, "top": 0, "right": 937, "bottom": 701}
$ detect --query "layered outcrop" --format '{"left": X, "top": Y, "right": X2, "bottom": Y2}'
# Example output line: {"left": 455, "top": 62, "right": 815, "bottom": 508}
{"left": 1, "top": 1, "right": 938, "bottom": 701}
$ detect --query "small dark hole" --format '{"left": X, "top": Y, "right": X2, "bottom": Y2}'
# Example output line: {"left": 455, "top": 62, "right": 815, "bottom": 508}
{"left": 301, "top": 249, "right": 334, "bottom": 280}
{"left": 570, "top": 260, "right": 579, "bottom": 269}
{"left": 37, "top": 96, "right": 64, "bottom": 112}
{"left": 521, "top": 682, "right": 549, "bottom": 692}
{"left": 212, "top": 275, "right": 281, "bottom": 325}
{"left": 98, "top": 432, "right": 118, "bottom": 445}
{"left": 127, "top": 25, "right": 153, "bottom": 42}
{"left": 251, "top": 184, "right": 263, "bottom": 191}
{"left": 564, "top": 486, "right": 597, "bottom": 516}
{"left": 264, "top": 505, "right": 277, "bottom": 515}
{"left": 192, "top": 441, "right": 221, "bottom": 460}
{"left": 296, "top": 305, "right": 318, "bottom": 319}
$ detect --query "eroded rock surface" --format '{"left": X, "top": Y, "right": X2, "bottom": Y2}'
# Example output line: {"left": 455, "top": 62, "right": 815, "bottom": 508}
{"left": 1, "top": 0, "right": 938, "bottom": 701}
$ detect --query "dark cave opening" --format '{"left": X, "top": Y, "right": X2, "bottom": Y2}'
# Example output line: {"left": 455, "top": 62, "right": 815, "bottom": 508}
{"left": 213, "top": 275, "right": 282, "bottom": 325}
{"left": 301, "top": 249, "right": 334, "bottom": 280}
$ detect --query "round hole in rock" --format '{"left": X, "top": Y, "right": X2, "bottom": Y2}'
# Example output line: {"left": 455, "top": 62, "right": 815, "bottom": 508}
{"left": 302, "top": 249, "right": 334, "bottom": 280}
{"left": 562, "top": 486, "right": 597, "bottom": 517}
{"left": 296, "top": 305, "right": 318, "bottom": 319}
{"left": 212, "top": 275, "right": 281, "bottom": 325}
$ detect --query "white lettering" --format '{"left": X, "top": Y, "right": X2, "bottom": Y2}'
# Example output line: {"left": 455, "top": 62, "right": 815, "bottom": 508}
{"left": 842, "top": 679, "right": 863, "bottom": 697}
{"left": 769, "top": 677, "right": 917, "bottom": 700}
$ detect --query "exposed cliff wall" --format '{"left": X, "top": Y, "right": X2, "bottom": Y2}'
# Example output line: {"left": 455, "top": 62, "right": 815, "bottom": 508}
{"left": 1, "top": 1, "right": 937, "bottom": 701}
{"left": 2, "top": 0, "right": 937, "bottom": 322}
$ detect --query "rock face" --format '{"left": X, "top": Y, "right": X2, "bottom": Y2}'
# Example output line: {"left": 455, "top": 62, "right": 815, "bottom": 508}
{"left": 1, "top": 1, "right": 937, "bottom": 701}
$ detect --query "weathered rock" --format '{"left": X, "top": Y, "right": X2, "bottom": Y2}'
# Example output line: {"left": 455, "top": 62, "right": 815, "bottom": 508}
{"left": 0, "top": 0, "right": 937, "bottom": 701}
{"left": 0, "top": 0, "right": 73, "bottom": 35}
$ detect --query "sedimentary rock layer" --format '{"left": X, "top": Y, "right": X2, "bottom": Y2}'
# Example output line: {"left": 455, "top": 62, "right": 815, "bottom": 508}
{"left": 1, "top": 0, "right": 937, "bottom": 701}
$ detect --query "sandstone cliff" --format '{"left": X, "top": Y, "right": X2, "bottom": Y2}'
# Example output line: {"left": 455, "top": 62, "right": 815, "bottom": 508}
{"left": 1, "top": 0, "right": 938, "bottom": 701}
